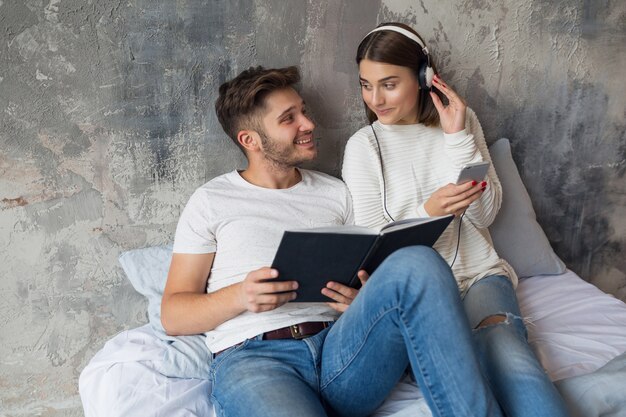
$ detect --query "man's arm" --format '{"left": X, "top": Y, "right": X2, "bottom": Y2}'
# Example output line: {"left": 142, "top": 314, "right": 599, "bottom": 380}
{"left": 161, "top": 253, "right": 299, "bottom": 336}
{"left": 161, "top": 252, "right": 238, "bottom": 336}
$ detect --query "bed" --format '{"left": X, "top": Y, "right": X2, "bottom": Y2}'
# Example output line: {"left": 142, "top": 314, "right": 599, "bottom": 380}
{"left": 79, "top": 269, "right": 626, "bottom": 417}
{"left": 79, "top": 139, "right": 626, "bottom": 416}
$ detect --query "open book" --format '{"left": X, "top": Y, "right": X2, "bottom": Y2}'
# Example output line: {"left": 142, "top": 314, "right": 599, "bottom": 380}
{"left": 270, "top": 215, "right": 454, "bottom": 302}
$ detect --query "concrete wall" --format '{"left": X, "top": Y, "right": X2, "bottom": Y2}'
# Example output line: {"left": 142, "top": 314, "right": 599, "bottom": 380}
{"left": 0, "top": 0, "right": 624, "bottom": 415}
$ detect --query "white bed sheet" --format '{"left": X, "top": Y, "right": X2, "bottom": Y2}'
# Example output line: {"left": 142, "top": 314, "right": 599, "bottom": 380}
{"left": 517, "top": 270, "right": 626, "bottom": 381}
{"left": 80, "top": 269, "right": 626, "bottom": 417}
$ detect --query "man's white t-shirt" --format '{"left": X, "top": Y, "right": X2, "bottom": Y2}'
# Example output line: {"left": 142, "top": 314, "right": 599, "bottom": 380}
{"left": 173, "top": 169, "right": 354, "bottom": 353}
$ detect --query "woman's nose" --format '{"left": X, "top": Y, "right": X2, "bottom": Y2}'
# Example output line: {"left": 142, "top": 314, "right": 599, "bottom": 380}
{"left": 372, "top": 89, "right": 384, "bottom": 106}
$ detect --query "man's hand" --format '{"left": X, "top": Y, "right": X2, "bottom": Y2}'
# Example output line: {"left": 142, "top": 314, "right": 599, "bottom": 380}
{"left": 238, "top": 267, "right": 298, "bottom": 313}
{"left": 322, "top": 270, "right": 370, "bottom": 313}
{"left": 424, "top": 180, "right": 486, "bottom": 217}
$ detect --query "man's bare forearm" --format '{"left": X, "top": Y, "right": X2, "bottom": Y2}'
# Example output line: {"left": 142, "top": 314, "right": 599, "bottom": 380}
{"left": 161, "top": 283, "right": 245, "bottom": 336}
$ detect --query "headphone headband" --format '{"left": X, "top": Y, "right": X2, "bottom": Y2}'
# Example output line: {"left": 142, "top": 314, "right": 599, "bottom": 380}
{"left": 364, "top": 25, "right": 429, "bottom": 55}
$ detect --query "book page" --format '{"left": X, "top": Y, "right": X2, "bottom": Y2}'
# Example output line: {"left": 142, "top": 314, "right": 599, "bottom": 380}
{"left": 290, "top": 225, "right": 376, "bottom": 235}
{"left": 380, "top": 215, "right": 453, "bottom": 234}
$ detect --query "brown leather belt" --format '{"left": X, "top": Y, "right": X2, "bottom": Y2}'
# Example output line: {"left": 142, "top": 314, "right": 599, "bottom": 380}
{"left": 214, "top": 321, "right": 331, "bottom": 357}
{"left": 263, "top": 321, "right": 331, "bottom": 340}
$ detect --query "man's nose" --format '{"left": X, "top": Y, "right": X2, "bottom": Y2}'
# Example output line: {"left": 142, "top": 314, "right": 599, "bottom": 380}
{"left": 300, "top": 114, "right": 315, "bottom": 131}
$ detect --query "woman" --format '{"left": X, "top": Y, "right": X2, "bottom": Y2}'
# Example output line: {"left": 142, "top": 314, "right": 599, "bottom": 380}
{"left": 342, "top": 22, "right": 569, "bottom": 417}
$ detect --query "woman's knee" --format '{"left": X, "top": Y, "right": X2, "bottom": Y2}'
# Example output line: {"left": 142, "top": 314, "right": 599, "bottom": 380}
{"left": 473, "top": 312, "right": 528, "bottom": 342}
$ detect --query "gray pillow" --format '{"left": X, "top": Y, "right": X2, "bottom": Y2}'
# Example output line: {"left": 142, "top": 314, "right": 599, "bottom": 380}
{"left": 488, "top": 138, "right": 566, "bottom": 277}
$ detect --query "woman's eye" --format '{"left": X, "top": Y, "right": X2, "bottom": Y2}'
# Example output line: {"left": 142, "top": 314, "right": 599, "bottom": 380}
{"left": 384, "top": 83, "right": 395, "bottom": 90}
{"left": 360, "top": 84, "right": 371, "bottom": 90}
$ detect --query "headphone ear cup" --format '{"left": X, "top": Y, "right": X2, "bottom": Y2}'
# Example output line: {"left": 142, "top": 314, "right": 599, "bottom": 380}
{"left": 418, "top": 63, "right": 434, "bottom": 89}
{"left": 424, "top": 66, "right": 434, "bottom": 89}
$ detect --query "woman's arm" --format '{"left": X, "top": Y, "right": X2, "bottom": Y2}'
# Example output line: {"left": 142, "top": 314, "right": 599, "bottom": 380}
{"left": 429, "top": 77, "right": 501, "bottom": 228}
{"left": 453, "top": 109, "right": 502, "bottom": 228}
{"left": 342, "top": 132, "right": 390, "bottom": 230}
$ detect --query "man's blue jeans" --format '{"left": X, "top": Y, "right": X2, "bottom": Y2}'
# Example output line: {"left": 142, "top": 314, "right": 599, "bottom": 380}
{"left": 208, "top": 246, "right": 568, "bottom": 417}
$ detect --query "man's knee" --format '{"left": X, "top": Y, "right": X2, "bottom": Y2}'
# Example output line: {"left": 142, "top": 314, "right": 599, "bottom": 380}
{"left": 390, "top": 246, "right": 452, "bottom": 280}
{"left": 372, "top": 245, "right": 456, "bottom": 296}
{"left": 391, "top": 245, "right": 438, "bottom": 259}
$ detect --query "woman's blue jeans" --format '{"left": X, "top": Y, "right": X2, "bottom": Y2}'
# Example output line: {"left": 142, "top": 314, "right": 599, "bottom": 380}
{"left": 462, "top": 274, "right": 569, "bottom": 417}
{"left": 208, "top": 246, "right": 568, "bottom": 417}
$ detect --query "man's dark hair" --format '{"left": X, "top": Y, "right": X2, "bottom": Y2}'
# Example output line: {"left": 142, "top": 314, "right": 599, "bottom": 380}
{"left": 215, "top": 66, "right": 301, "bottom": 152}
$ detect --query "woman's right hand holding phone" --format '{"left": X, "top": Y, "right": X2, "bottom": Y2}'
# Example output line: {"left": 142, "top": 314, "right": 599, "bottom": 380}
{"left": 424, "top": 181, "right": 486, "bottom": 217}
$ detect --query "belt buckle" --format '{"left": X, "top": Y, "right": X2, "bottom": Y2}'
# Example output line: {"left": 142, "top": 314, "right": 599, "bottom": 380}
{"left": 290, "top": 324, "right": 306, "bottom": 340}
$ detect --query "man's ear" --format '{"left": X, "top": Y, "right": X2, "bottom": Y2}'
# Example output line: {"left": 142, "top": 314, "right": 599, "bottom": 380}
{"left": 237, "top": 130, "right": 260, "bottom": 152}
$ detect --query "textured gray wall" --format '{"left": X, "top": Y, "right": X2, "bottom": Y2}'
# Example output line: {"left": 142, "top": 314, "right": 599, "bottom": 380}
{"left": 0, "top": 0, "right": 624, "bottom": 415}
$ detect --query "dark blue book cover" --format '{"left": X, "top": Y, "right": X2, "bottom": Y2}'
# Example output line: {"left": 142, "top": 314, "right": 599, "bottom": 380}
{"left": 271, "top": 215, "right": 454, "bottom": 302}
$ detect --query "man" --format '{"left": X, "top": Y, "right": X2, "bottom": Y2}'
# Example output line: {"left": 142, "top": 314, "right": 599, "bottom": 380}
{"left": 161, "top": 66, "right": 503, "bottom": 417}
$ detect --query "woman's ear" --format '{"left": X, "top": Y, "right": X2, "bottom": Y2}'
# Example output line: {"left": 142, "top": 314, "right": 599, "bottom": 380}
{"left": 237, "top": 130, "right": 260, "bottom": 152}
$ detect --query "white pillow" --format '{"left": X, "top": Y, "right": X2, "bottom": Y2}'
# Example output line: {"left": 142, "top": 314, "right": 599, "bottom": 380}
{"left": 488, "top": 138, "right": 566, "bottom": 277}
{"left": 118, "top": 245, "right": 212, "bottom": 378}
{"left": 119, "top": 244, "right": 173, "bottom": 334}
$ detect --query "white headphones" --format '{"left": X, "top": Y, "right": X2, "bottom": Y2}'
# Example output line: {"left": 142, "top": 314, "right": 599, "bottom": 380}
{"left": 364, "top": 25, "right": 435, "bottom": 89}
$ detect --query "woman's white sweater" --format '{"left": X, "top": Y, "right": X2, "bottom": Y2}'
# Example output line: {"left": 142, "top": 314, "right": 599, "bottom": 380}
{"left": 342, "top": 108, "right": 517, "bottom": 293}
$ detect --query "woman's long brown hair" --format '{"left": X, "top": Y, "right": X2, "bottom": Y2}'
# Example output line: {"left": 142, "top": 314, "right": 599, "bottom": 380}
{"left": 356, "top": 22, "right": 444, "bottom": 127}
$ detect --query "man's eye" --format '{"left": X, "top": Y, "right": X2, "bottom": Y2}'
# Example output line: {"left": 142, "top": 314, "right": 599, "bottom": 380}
{"left": 282, "top": 115, "right": 294, "bottom": 123}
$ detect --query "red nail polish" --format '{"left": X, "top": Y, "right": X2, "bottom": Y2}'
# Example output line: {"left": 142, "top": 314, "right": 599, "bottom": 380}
{"left": 481, "top": 181, "right": 487, "bottom": 187}
{"left": 481, "top": 187, "right": 486, "bottom": 192}
{"left": 471, "top": 181, "right": 477, "bottom": 186}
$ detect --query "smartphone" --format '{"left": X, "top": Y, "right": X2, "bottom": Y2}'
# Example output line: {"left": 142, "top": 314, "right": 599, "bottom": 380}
{"left": 456, "top": 161, "right": 490, "bottom": 185}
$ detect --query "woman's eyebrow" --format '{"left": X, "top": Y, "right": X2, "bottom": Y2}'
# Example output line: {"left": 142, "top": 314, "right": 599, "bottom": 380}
{"left": 359, "top": 75, "right": 400, "bottom": 83}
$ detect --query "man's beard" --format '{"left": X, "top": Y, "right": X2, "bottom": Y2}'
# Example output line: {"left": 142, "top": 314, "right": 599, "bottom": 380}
{"left": 258, "top": 131, "right": 315, "bottom": 170}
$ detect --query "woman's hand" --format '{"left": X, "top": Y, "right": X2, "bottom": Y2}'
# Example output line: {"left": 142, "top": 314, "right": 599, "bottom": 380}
{"left": 430, "top": 75, "right": 467, "bottom": 134}
{"left": 322, "top": 270, "right": 370, "bottom": 313}
{"left": 424, "top": 180, "right": 486, "bottom": 217}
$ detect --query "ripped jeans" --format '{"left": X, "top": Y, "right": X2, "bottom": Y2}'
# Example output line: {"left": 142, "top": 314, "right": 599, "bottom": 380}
{"left": 463, "top": 275, "right": 569, "bottom": 417}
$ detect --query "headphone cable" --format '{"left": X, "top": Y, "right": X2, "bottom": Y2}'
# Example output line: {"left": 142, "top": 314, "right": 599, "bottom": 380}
{"left": 449, "top": 212, "right": 464, "bottom": 268}
{"left": 371, "top": 124, "right": 396, "bottom": 222}
{"left": 370, "top": 122, "right": 463, "bottom": 269}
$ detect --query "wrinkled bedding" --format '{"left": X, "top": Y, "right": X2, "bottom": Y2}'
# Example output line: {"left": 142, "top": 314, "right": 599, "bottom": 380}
{"left": 80, "top": 269, "right": 626, "bottom": 417}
